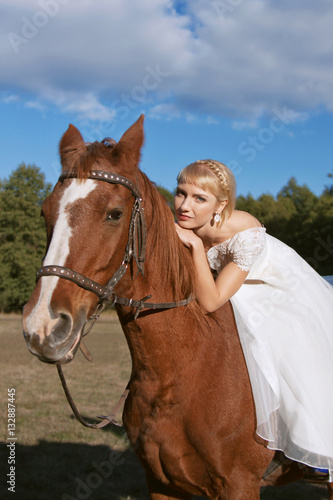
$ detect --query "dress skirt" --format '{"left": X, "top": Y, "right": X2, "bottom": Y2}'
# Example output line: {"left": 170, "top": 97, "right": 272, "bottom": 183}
{"left": 230, "top": 234, "right": 333, "bottom": 470}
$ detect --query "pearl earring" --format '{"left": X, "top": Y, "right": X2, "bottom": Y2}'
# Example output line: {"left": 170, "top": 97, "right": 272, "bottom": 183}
{"left": 214, "top": 213, "right": 221, "bottom": 223}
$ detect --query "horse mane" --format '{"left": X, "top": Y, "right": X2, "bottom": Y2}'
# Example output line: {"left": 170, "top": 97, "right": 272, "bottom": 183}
{"left": 136, "top": 170, "right": 197, "bottom": 303}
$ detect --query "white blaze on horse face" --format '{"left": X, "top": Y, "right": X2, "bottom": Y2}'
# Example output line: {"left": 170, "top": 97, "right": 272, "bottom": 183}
{"left": 26, "top": 180, "right": 97, "bottom": 337}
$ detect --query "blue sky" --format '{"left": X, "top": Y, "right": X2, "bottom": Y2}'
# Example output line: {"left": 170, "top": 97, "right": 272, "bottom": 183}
{"left": 1, "top": 0, "right": 333, "bottom": 198}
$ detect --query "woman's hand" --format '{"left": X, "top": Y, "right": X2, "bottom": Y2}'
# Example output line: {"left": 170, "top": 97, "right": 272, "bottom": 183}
{"left": 175, "top": 223, "right": 202, "bottom": 249}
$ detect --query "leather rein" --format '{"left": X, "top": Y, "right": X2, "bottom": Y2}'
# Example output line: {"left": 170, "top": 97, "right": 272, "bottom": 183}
{"left": 36, "top": 168, "right": 193, "bottom": 429}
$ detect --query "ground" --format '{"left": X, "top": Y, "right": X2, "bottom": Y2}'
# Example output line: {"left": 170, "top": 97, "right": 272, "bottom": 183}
{"left": 0, "top": 313, "right": 330, "bottom": 500}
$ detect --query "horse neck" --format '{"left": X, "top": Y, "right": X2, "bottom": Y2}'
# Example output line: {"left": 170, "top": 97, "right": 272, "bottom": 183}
{"left": 118, "top": 301, "right": 204, "bottom": 387}
{"left": 114, "top": 182, "right": 201, "bottom": 382}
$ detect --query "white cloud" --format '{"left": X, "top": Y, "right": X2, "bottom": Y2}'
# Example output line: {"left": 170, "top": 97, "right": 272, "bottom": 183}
{"left": 24, "top": 100, "right": 46, "bottom": 113}
{"left": 148, "top": 103, "right": 181, "bottom": 120}
{"left": 232, "top": 119, "right": 259, "bottom": 131}
{"left": 206, "top": 116, "right": 219, "bottom": 125}
{"left": 1, "top": 0, "right": 333, "bottom": 123}
{"left": 185, "top": 113, "right": 198, "bottom": 124}
{"left": 55, "top": 92, "right": 116, "bottom": 122}
{"left": 2, "top": 94, "right": 19, "bottom": 104}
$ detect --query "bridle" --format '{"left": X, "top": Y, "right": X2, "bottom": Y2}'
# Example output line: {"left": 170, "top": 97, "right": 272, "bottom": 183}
{"left": 37, "top": 169, "right": 146, "bottom": 315}
{"left": 36, "top": 166, "right": 193, "bottom": 428}
{"left": 37, "top": 169, "right": 192, "bottom": 319}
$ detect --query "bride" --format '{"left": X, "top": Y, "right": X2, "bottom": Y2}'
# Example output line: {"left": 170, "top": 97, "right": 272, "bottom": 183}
{"left": 174, "top": 159, "right": 333, "bottom": 482}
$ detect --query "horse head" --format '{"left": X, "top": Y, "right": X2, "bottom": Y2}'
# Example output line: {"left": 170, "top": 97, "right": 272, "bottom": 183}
{"left": 23, "top": 116, "right": 145, "bottom": 364}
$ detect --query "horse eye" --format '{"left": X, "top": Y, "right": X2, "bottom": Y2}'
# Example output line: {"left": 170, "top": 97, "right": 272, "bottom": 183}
{"left": 106, "top": 209, "right": 123, "bottom": 221}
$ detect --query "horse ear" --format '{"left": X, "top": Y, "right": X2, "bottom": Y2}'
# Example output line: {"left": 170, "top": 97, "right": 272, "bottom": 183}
{"left": 59, "top": 124, "right": 84, "bottom": 163}
{"left": 112, "top": 115, "right": 145, "bottom": 170}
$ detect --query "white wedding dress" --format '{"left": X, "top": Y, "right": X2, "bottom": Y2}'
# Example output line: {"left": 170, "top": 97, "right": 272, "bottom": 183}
{"left": 207, "top": 227, "right": 333, "bottom": 470}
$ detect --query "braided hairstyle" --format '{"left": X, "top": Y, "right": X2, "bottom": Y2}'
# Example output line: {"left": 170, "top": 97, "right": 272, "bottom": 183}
{"left": 177, "top": 159, "right": 236, "bottom": 227}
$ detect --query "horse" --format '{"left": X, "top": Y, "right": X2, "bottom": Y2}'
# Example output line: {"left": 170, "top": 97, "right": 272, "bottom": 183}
{"left": 23, "top": 116, "right": 333, "bottom": 500}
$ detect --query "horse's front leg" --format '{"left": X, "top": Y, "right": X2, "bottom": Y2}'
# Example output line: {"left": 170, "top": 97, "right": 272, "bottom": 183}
{"left": 146, "top": 473, "right": 192, "bottom": 500}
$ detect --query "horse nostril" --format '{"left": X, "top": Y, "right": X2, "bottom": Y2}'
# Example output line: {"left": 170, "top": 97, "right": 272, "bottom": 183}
{"left": 59, "top": 312, "right": 70, "bottom": 323}
{"left": 51, "top": 312, "right": 73, "bottom": 342}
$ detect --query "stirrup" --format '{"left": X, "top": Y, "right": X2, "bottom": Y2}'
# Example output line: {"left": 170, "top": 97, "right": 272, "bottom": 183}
{"left": 302, "top": 466, "right": 333, "bottom": 484}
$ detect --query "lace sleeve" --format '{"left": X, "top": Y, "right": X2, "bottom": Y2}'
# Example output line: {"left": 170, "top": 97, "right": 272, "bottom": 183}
{"left": 229, "top": 227, "right": 266, "bottom": 272}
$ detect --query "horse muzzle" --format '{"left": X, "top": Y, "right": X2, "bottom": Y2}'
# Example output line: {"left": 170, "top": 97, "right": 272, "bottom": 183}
{"left": 23, "top": 308, "right": 85, "bottom": 364}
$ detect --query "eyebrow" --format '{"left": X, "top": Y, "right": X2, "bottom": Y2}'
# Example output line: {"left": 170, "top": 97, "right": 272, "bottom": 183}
{"left": 176, "top": 187, "right": 209, "bottom": 197}
{"left": 192, "top": 191, "right": 209, "bottom": 199}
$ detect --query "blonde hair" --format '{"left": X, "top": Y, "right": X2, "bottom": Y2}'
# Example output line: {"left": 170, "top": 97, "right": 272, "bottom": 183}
{"left": 177, "top": 159, "right": 236, "bottom": 226}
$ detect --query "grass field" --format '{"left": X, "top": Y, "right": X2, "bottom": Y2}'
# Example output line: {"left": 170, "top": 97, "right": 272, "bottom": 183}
{"left": 0, "top": 314, "right": 330, "bottom": 500}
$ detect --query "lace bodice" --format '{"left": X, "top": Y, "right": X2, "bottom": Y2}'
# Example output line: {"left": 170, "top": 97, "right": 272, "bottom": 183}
{"left": 206, "top": 227, "right": 266, "bottom": 273}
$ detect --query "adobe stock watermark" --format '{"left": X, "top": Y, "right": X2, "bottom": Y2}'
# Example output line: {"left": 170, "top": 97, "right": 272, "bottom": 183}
{"left": 8, "top": 0, "right": 71, "bottom": 54}
{"left": 237, "top": 107, "right": 299, "bottom": 163}
{"left": 213, "top": 0, "right": 244, "bottom": 18}
{"left": 61, "top": 425, "right": 142, "bottom": 500}
{"left": 81, "top": 64, "right": 170, "bottom": 143}
{"left": 246, "top": 260, "right": 310, "bottom": 329}
{"left": 306, "top": 235, "right": 333, "bottom": 271}
{"left": 245, "top": 234, "right": 333, "bottom": 329}
{"left": 46, "top": 63, "right": 169, "bottom": 178}
{"left": 61, "top": 447, "right": 125, "bottom": 500}
{"left": 222, "top": 107, "right": 300, "bottom": 179}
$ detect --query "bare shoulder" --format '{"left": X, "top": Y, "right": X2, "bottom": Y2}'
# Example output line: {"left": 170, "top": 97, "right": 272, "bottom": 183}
{"left": 231, "top": 210, "right": 262, "bottom": 229}
{"left": 223, "top": 210, "right": 261, "bottom": 237}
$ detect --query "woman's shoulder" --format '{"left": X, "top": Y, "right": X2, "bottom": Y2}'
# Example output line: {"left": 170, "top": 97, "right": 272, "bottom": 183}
{"left": 229, "top": 210, "right": 262, "bottom": 230}
{"left": 208, "top": 211, "right": 266, "bottom": 272}
{"left": 221, "top": 210, "right": 262, "bottom": 241}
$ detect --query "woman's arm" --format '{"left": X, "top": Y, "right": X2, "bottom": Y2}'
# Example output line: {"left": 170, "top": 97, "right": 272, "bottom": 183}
{"left": 176, "top": 225, "right": 248, "bottom": 313}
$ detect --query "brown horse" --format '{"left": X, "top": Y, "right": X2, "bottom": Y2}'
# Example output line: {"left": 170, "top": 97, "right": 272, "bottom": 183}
{"left": 23, "top": 116, "right": 333, "bottom": 500}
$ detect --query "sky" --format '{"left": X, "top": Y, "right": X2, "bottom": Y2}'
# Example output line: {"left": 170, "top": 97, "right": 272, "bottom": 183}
{"left": 1, "top": 0, "right": 333, "bottom": 198}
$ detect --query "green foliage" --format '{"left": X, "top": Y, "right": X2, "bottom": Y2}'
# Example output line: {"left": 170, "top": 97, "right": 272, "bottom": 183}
{"left": 325, "top": 170, "right": 333, "bottom": 195}
{"left": 0, "top": 164, "right": 52, "bottom": 312}
{"left": 236, "top": 177, "right": 333, "bottom": 275}
{"left": 157, "top": 185, "right": 175, "bottom": 216}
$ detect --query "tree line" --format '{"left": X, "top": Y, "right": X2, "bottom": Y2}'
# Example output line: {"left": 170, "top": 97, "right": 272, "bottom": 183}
{"left": 0, "top": 164, "right": 332, "bottom": 313}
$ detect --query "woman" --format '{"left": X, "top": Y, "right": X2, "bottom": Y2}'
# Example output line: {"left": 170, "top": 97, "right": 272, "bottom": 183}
{"left": 174, "top": 159, "right": 333, "bottom": 482}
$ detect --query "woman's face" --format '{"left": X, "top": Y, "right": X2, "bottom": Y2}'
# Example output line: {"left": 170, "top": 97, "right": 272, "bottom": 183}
{"left": 174, "top": 183, "right": 222, "bottom": 230}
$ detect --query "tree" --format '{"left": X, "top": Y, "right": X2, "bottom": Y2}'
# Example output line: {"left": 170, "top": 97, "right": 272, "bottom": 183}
{"left": 324, "top": 170, "right": 333, "bottom": 195}
{"left": 236, "top": 194, "right": 261, "bottom": 219}
{"left": 157, "top": 185, "right": 175, "bottom": 216}
{"left": 309, "top": 188, "right": 333, "bottom": 275}
{"left": 0, "top": 164, "right": 52, "bottom": 312}
{"left": 276, "top": 177, "right": 318, "bottom": 259}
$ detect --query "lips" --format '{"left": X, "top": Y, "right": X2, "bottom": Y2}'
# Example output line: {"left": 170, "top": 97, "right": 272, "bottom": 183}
{"left": 177, "top": 213, "right": 192, "bottom": 221}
